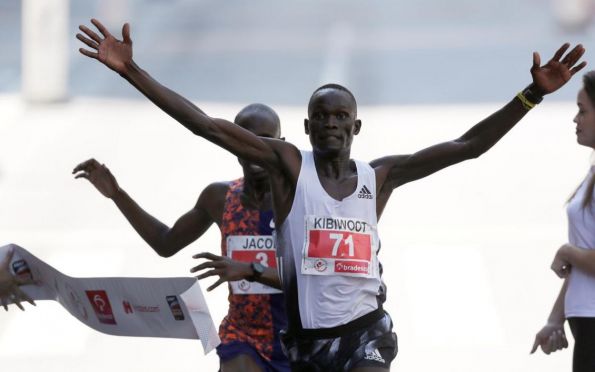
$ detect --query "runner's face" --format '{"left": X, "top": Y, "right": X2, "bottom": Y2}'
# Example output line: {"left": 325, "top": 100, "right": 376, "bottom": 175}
{"left": 574, "top": 88, "right": 595, "bottom": 149}
{"left": 236, "top": 112, "right": 280, "bottom": 181}
{"left": 305, "top": 89, "right": 360, "bottom": 156}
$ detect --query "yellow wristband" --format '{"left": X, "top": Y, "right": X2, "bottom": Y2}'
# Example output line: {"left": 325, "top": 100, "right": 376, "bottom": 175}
{"left": 516, "top": 91, "right": 536, "bottom": 111}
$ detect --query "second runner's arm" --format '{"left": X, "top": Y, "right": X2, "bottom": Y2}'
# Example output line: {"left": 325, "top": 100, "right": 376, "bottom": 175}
{"left": 73, "top": 158, "right": 222, "bottom": 257}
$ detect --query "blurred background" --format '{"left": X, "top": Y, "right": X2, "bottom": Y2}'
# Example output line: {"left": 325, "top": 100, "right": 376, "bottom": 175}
{"left": 2, "top": 0, "right": 595, "bottom": 371}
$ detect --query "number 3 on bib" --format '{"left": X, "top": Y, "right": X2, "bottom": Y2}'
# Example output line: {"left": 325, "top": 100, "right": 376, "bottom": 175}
{"left": 302, "top": 215, "right": 379, "bottom": 278}
{"left": 226, "top": 235, "right": 282, "bottom": 294}
{"left": 255, "top": 252, "right": 269, "bottom": 267}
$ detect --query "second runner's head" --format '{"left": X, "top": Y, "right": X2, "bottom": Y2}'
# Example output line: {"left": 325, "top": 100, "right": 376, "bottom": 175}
{"left": 234, "top": 103, "right": 281, "bottom": 181}
{"left": 306, "top": 84, "right": 361, "bottom": 158}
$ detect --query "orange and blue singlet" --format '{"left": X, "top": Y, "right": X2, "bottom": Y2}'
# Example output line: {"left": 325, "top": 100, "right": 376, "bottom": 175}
{"left": 216, "top": 178, "right": 289, "bottom": 371}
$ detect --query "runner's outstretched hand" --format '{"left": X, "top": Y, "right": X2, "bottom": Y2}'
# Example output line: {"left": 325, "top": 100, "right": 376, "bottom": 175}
{"left": 190, "top": 252, "right": 253, "bottom": 291}
{"left": 530, "top": 43, "right": 586, "bottom": 95}
{"left": 0, "top": 248, "right": 36, "bottom": 311}
{"left": 73, "top": 158, "right": 120, "bottom": 199}
{"left": 77, "top": 19, "right": 133, "bottom": 74}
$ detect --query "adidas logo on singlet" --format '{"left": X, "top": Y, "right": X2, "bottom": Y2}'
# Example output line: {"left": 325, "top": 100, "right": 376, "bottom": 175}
{"left": 364, "top": 348, "right": 386, "bottom": 363}
{"left": 357, "top": 185, "right": 373, "bottom": 199}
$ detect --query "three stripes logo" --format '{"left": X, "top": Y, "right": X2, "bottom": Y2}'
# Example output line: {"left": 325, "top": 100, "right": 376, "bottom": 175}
{"left": 364, "top": 348, "right": 386, "bottom": 363}
{"left": 357, "top": 185, "right": 373, "bottom": 199}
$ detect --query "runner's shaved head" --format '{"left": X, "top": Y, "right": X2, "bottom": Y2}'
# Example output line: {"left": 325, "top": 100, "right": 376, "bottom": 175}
{"left": 234, "top": 103, "right": 281, "bottom": 138}
{"left": 308, "top": 84, "right": 357, "bottom": 117}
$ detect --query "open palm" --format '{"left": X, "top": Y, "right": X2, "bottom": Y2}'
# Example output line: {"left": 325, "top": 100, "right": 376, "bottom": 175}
{"left": 77, "top": 19, "right": 133, "bottom": 75}
{"left": 531, "top": 43, "right": 586, "bottom": 95}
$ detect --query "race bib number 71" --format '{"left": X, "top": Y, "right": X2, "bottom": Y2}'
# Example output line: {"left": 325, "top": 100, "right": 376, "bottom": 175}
{"left": 301, "top": 216, "right": 378, "bottom": 278}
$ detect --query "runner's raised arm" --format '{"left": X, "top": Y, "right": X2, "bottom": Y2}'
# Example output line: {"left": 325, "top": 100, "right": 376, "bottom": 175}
{"left": 76, "top": 19, "right": 300, "bottom": 179}
{"left": 73, "top": 158, "right": 225, "bottom": 257}
{"left": 372, "top": 43, "right": 586, "bottom": 212}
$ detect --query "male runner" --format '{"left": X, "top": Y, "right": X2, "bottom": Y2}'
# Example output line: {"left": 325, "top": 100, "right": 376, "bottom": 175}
{"left": 72, "top": 103, "right": 289, "bottom": 372}
{"left": 77, "top": 18, "right": 586, "bottom": 371}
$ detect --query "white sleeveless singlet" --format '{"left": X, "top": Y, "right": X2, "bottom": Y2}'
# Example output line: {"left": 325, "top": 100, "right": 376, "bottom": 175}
{"left": 277, "top": 150, "right": 382, "bottom": 329}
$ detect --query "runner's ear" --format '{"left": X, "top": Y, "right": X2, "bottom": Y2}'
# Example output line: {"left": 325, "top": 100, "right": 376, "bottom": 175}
{"left": 304, "top": 119, "right": 310, "bottom": 135}
{"left": 353, "top": 119, "right": 362, "bottom": 135}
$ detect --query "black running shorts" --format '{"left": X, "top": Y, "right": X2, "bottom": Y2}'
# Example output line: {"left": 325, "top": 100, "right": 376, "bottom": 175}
{"left": 280, "top": 309, "right": 398, "bottom": 371}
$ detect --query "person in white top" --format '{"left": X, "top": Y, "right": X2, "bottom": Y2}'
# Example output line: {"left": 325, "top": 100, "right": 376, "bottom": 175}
{"left": 532, "top": 71, "right": 595, "bottom": 372}
{"left": 76, "top": 18, "right": 586, "bottom": 372}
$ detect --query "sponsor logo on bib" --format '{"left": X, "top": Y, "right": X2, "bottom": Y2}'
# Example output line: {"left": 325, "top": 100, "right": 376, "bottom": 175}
{"left": 314, "top": 259, "right": 328, "bottom": 272}
{"left": 238, "top": 280, "right": 251, "bottom": 291}
{"left": 335, "top": 260, "right": 369, "bottom": 274}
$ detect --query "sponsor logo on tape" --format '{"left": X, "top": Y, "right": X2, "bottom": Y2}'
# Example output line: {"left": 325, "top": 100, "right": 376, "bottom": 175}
{"left": 85, "top": 290, "right": 117, "bottom": 325}
{"left": 12, "top": 259, "right": 33, "bottom": 281}
{"left": 166, "top": 295, "right": 185, "bottom": 321}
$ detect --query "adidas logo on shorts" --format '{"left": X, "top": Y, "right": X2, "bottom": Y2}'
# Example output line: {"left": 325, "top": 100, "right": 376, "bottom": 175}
{"left": 357, "top": 185, "right": 373, "bottom": 199}
{"left": 364, "top": 348, "right": 386, "bottom": 363}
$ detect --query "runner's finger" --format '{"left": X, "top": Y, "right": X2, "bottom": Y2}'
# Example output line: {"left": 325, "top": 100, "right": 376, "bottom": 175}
{"left": 76, "top": 33, "right": 99, "bottom": 50}
{"left": 79, "top": 25, "right": 102, "bottom": 43}
{"left": 551, "top": 42, "right": 570, "bottom": 62}
{"left": 195, "top": 269, "right": 223, "bottom": 280}
{"left": 192, "top": 252, "right": 221, "bottom": 260}
{"left": 122, "top": 23, "right": 132, "bottom": 44}
{"left": 13, "top": 286, "right": 35, "bottom": 306}
{"left": 207, "top": 278, "right": 225, "bottom": 291}
{"left": 190, "top": 262, "right": 216, "bottom": 273}
{"left": 571, "top": 61, "right": 588, "bottom": 76}
{"left": 562, "top": 44, "right": 585, "bottom": 66}
{"left": 91, "top": 19, "right": 111, "bottom": 38}
{"left": 72, "top": 158, "right": 97, "bottom": 173}
{"left": 532, "top": 52, "right": 540, "bottom": 70}
{"left": 79, "top": 48, "right": 99, "bottom": 60}
{"left": 74, "top": 172, "right": 90, "bottom": 180}
{"left": 13, "top": 298, "right": 24, "bottom": 311}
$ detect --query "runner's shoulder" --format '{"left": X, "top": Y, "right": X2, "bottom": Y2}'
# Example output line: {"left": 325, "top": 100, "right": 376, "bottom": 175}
{"left": 197, "top": 181, "right": 234, "bottom": 205}
{"left": 369, "top": 154, "right": 410, "bottom": 170}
